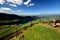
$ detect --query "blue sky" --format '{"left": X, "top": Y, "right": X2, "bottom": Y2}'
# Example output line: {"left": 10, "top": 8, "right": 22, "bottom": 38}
{"left": 0, "top": 0, "right": 60, "bottom": 15}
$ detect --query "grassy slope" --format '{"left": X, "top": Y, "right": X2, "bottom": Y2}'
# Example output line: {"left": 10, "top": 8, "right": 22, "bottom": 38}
{"left": 0, "top": 20, "right": 18, "bottom": 23}
{"left": 0, "top": 18, "right": 60, "bottom": 40}
{"left": 20, "top": 25, "right": 60, "bottom": 40}
{"left": 0, "top": 22, "right": 31, "bottom": 38}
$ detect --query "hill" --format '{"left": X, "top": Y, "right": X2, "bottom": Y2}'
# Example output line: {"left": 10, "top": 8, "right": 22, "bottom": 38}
{"left": 0, "top": 13, "right": 37, "bottom": 26}
{"left": 0, "top": 13, "right": 36, "bottom": 20}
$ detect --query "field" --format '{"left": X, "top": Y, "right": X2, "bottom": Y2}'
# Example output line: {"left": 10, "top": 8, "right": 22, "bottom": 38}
{"left": 0, "top": 22, "right": 31, "bottom": 39}
{"left": 0, "top": 16, "right": 60, "bottom": 40}
{"left": 10, "top": 23, "right": 60, "bottom": 40}
{"left": 19, "top": 25, "right": 60, "bottom": 40}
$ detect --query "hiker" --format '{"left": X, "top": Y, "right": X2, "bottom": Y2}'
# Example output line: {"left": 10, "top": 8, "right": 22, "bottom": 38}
{"left": 53, "top": 18, "right": 57, "bottom": 27}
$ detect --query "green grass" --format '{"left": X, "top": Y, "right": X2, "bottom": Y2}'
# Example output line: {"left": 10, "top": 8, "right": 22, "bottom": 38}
{"left": 0, "top": 22, "right": 31, "bottom": 38}
{"left": 20, "top": 25, "right": 60, "bottom": 40}
{"left": 0, "top": 20, "right": 18, "bottom": 23}
{"left": 0, "top": 26, "right": 17, "bottom": 38}
{"left": 0, "top": 17, "right": 60, "bottom": 40}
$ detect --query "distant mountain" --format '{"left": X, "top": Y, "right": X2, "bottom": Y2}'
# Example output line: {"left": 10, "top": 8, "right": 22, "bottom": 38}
{"left": 0, "top": 13, "right": 37, "bottom": 20}
{"left": 0, "top": 13, "right": 24, "bottom": 20}
{"left": 0, "top": 13, "right": 37, "bottom": 26}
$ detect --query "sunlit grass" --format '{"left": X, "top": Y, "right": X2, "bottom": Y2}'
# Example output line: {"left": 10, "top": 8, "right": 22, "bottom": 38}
{"left": 20, "top": 25, "right": 60, "bottom": 40}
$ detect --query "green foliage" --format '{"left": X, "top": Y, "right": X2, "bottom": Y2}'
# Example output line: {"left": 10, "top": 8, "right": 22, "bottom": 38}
{"left": 0, "top": 22, "right": 31, "bottom": 38}
{"left": 20, "top": 25, "right": 60, "bottom": 40}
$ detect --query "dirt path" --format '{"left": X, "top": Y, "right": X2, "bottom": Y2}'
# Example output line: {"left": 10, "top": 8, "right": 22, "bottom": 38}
{"left": 38, "top": 23, "right": 60, "bottom": 33}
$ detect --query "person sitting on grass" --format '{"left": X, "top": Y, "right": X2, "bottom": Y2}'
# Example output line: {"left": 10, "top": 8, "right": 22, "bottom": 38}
{"left": 53, "top": 18, "right": 57, "bottom": 27}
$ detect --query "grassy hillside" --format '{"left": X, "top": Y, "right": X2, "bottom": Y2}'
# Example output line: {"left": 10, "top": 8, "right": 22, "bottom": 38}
{"left": 0, "top": 22, "right": 31, "bottom": 39}
{"left": 10, "top": 24, "right": 60, "bottom": 40}
{"left": 19, "top": 25, "right": 60, "bottom": 40}
{"left": 0, "top": 16, "right": 60, "bottom": 40}
{"left": 0, "top": 20, "right": 18, "bottom": 23}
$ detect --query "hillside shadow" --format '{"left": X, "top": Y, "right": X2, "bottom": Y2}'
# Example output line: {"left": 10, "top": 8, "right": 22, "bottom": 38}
{"left": 0, "top": 16, "right": 36, "bottom": 26}
{"left": 0, "top": 13, "right": 38, "bottom": 26}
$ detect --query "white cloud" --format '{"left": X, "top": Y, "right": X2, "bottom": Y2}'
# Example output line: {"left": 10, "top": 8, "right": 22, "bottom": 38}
{"left": 0, "top": 7, "right": 12, "bottom": 14}
{"left": 9, "top": 4, "right": 17, "bottom": 7}
{"left": 0, "top": 0, "right": 5, "bottom": 4}
{"left": 27, "top": 3, "right": 34, "bottom": 7}
{"left": 0, "top": 7, "right": 17, "bottom": 14}
{"left": 6, "top": 0, "right": 23, "bottom": 5}
{"left": 0, "top": 7, "right": 12, "bottom": 10}
{"left": 24, "top": 0, "right": 31, "bottom": 5}
{"left": 0, "top": 0, "right": 34, "bottom": 7}
{"left": 0, "top": 0, "right": 23, "bottom": 7}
